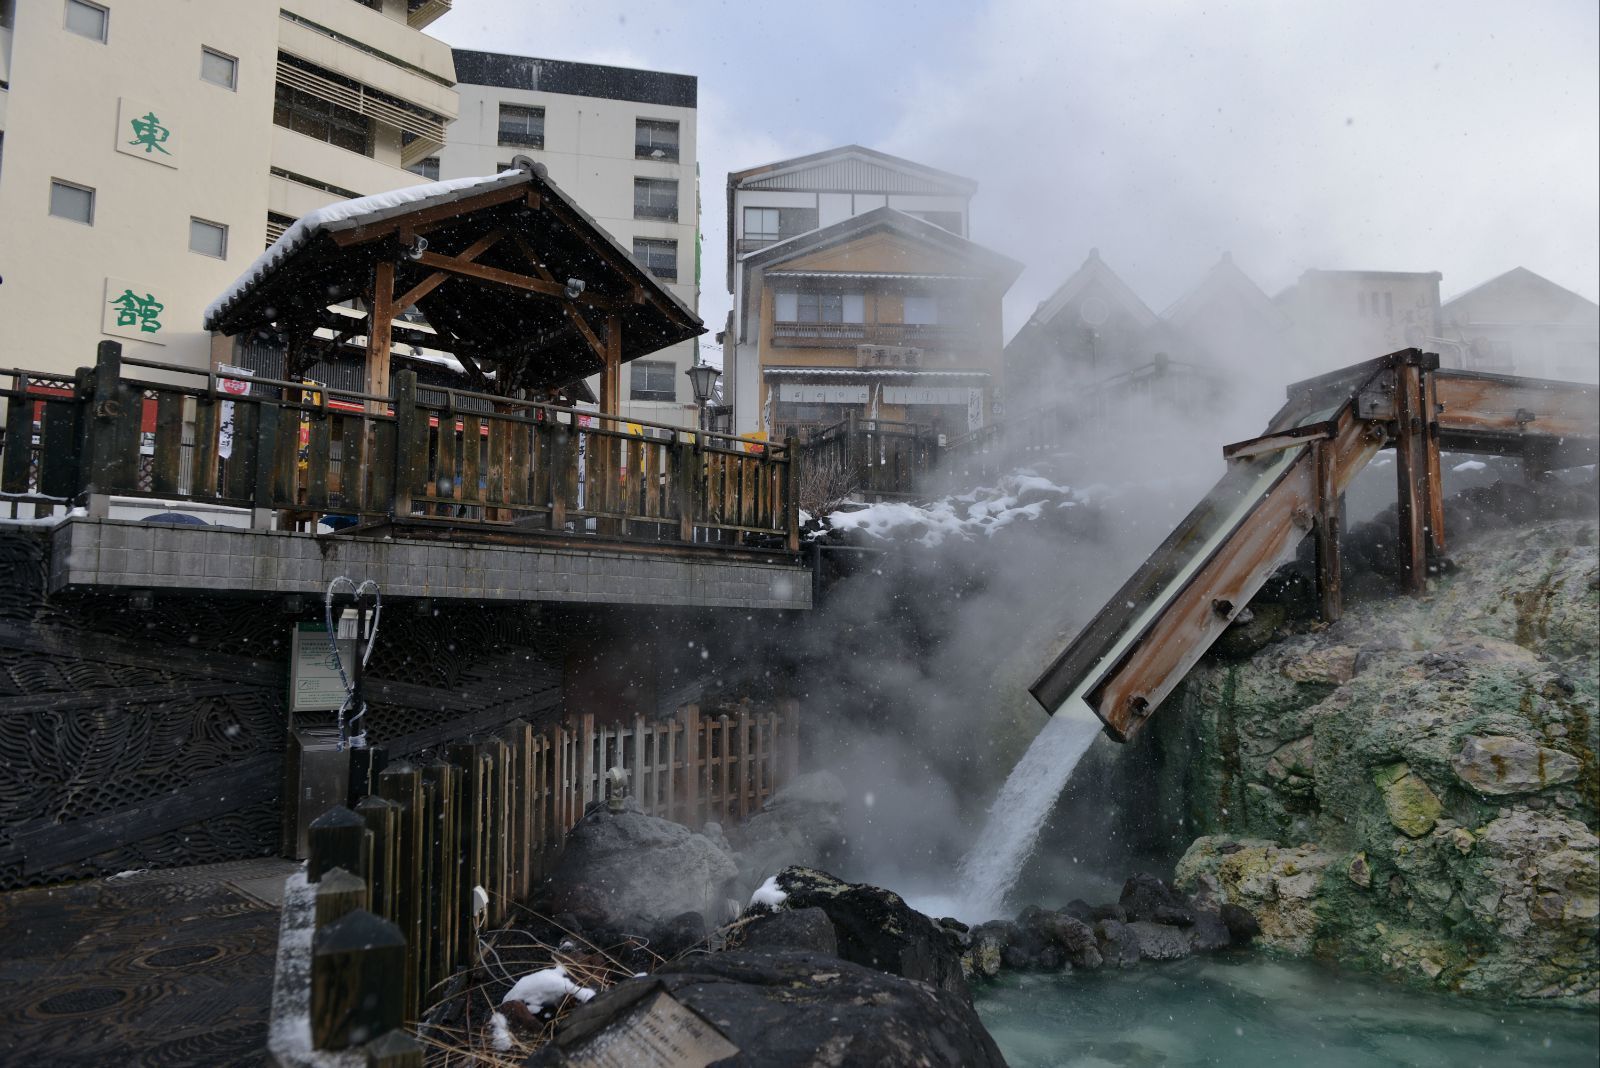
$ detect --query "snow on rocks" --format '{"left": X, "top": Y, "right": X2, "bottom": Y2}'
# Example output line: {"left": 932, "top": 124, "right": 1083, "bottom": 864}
{"left": 749, "top": 875, "right": 788, "bottom": 911}
{"left": 824, "top": 470, "right": 1085, "bottom": 546}
{"left": 501, "top": 965, "right": 595, "bottom": 1017}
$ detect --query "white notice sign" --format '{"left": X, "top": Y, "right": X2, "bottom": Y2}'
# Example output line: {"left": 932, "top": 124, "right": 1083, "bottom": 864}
{"left": 290, "top": 622, "right": 356, "bottom": 713}
{"left": 217, "top": 364, "right": 254, "bottom": 460}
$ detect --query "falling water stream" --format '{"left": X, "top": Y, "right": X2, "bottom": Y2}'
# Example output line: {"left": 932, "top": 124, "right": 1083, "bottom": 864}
{"left": 954, "top": 697, "right": 1103, "bottom": 919}
{"left": 952, "top": 447, "right": 1306, "bottom": 920}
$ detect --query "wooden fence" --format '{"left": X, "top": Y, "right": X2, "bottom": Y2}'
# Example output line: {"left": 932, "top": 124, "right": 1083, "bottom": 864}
{"left": 305, "top": 702, "right": 799, "bottom": 1029}
{"left": 799, "top": 412, "right": 940, "bottom": 501}
{"left": 0, "top": 341, "right": 800, "bottom": 549}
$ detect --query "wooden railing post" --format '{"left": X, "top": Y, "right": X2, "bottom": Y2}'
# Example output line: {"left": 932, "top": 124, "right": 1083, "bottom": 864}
{"left": 682, "top": 705, "right": 700, "bottom": 826}
{"left": 307, "top": 805, "right": 370, "bottom": 884}
{"left": 82, "top": 341, "right": 134, "bottom": 514}
{"left": 311, "top": 908, "right": 406, "bottom": 1051}
{"left": 784, "top": 437, "right": 800, "bottom": 551}
{"left": 354, "top": 795, "right": 400, "bottom": 922}
{"left": 376, "top": 761, "right": 424, "bottom": 1022}
{"left": 2, "top": 372, "right": 33, "bottom": 495}
{"left": 391, "top": 370, "right": 420, "bottom": 518}
{"left": 314, "top": 866, "right": 368, "bottom": 928}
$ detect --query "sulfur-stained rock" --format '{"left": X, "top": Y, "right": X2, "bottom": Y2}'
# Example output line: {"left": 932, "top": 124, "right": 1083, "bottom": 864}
{"left": 1374, "top": 762, "right": 1444, "bottom": 837}
{"left": 1168, "top": 518, "right": 1599, "bottom": 1007}
{"left": 1452, "top": 735, "right": 1582, "bottom": 796}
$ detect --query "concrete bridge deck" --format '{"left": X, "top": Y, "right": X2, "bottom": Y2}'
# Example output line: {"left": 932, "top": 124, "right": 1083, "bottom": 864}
{"left": 48, "top": 518, "right": 812, "bottom": 610}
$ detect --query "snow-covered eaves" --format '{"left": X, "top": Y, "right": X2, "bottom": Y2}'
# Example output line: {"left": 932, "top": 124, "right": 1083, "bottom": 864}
{"left": 205, "top": 172, "right": 518, "bottom": 327}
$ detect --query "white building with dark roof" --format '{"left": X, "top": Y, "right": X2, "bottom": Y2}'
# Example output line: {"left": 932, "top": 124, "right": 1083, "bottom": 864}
{"left": 437, "top": 49, "right": 700, "bottom": 427}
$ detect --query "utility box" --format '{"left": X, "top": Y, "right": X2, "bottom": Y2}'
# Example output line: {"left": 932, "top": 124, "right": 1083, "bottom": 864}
{"left": 282, "top": 726, "right": 350, "bottom": 860}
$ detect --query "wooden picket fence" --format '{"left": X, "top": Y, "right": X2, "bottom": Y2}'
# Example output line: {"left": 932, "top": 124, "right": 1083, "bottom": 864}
{"left": 306, "top": 701, "right": 799, "bottom": 1027}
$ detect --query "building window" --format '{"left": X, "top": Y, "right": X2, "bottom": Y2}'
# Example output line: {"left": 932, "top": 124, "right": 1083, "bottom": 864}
{"left": 630, "top": 359, "right": 677, "bottom": 402}
{"left": 498, "top": 104, "right": 544, "bottom": 148}
{"left": 190, "top": 218, "right": 228, "bottom": 259}
{"left": 742, "top": 206, "right": 819, "bottom": 245}
{"left": 201, "top": 47, "right": 238, "bottom": 90}
{"left": 64, "top": 0, "right": 108, "bottom": 42}
{"left": 635, "top": 119, "right": 679, "bottom": 161}
{"left": 273, "top": 82, "right": 371, "bottom": 155}
{"left": 407, "top": 156, "right": 440, "bottom": 180}
{"left": 632, "top": 238, "right": 678, "bottom": 282}
{"left": 797, "top": 292, "right": 844, "bottom": 324}
{"left": 634, "top": 178, "right": 678, "bottom": 221}
{"left": 48, "top": 179, "right": 94, "bottom": 224}
{"left": 903, "top": 294, "right": 939, "bottom": 325}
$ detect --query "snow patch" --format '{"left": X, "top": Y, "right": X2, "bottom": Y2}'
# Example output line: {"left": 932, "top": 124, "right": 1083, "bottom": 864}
{"left": 0, "top": 506, "right": 86, "bottom": 528}
{"left": 205, "top": 172, "right": 513, "bottom": 323}
{"left": 501, "top": 965, "right": 594, "bottom": 1015}
{"left": 823, "top": 469, "right": 1085, "bottom": 546}
{"left": 1452, "top": 459, "right": 1488, "bottom": 473}
{"left": 488, "top": 1011, "right": 514, "bottom": 1052}
{"left": 750, "top": 875, "right": 788, "bottom": 910}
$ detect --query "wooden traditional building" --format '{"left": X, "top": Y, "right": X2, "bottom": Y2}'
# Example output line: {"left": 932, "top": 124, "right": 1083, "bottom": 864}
{"left": 206, "top": 156, "right": 703, "bottom": 413}
{"left": 731, "top": 206, "right": 1021, "bottom": 442}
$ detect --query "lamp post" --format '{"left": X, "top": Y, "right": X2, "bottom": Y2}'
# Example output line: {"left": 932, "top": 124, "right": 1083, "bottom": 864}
{"left": 685, "top": 360, "right": 722, "bottom": 433}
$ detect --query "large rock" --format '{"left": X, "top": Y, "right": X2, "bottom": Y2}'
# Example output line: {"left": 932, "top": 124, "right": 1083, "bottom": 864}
{"left": 528, "top": 949, "right": 1006, "bottom": 1067}
{"left": 544, "top": 806, "right": 739, "bottom": 931}
{"left": 737, "top": 907, "right": 837, "bottom": 956}
{"left": 761, "top": 867, "right": 968, "bottom": 998}
{"left": 1452, "top": 735, "right": 1582, "bottom": 796}
{"left": 1128, "top": 921, "right": 1192, "bottom": 961}
{"left": 728, "top": 771, "right": 847, "bottom": 892}
{"left": 1163, "top": 514, "right": 1600, "bottom": 1007}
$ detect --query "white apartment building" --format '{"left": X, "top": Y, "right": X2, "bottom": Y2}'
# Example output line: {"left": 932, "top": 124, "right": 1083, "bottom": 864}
{"left": 0, "top": 0, "right": 458, "bottom": 379}
{"left": 724, "top": 146, "right": 977, "bottom": 434}
{"left": 436, "top": 50, "right": 700, "bottom": 429}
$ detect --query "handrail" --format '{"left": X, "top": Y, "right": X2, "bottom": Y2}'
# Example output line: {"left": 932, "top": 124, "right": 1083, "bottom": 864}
{"left": 3, "top": 344, "right": 803, "bottom": 553}
{"left": 114, "top": 354, "right": 784, "bottom": 456}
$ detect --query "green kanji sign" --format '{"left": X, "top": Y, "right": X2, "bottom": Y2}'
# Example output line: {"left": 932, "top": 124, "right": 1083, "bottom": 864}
{"left": 109, "top": 289, "right": 164, "bottom": 334}
{"left": 127, "top": 111, "right": 172, "bottom": 155}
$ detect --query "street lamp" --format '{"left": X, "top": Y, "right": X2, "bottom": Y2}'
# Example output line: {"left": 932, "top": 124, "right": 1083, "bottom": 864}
{"left": 685, "top": 360, "right": 722, "bottom": 432}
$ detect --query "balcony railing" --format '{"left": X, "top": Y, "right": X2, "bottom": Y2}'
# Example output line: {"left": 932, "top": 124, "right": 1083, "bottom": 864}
{"left": 772, "top": 320, "right": 976, "bottom": 349}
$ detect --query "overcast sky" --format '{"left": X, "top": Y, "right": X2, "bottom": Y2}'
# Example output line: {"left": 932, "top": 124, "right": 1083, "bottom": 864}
{"left": 434, "top": 1, "right": 1600, "bottom": 354}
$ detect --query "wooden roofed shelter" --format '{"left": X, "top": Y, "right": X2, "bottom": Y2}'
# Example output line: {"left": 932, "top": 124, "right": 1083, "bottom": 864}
{"left": 205, "top": 156, "right": 703, "bottom": 412}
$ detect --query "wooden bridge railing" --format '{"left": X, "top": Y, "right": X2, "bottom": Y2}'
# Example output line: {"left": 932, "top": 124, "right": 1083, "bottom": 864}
{"left": 301, "top": 701, "right": 797, "bottom": 1034}
{"left": 0, "top": 341, "right": 800, "bottom": 550}
{"left": 799, "top": 411, "right": 941, "bottom": 501}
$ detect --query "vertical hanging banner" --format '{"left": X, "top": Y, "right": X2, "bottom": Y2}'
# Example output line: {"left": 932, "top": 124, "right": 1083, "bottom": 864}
{"left": 217, "top": 364, "right": 254, "bottom": 459}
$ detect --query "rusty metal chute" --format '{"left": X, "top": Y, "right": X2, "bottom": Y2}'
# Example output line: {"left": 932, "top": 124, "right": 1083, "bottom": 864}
{"left": 1030, "top": 349, "right": 1599, "bottom": 742}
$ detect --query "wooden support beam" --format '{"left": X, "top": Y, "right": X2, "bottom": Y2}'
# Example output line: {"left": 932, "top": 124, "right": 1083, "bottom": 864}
{"left": 1393, "top": 358, "right": 1430, "bottom": 594}
{"left": 394, "top": 230, "right": 506, "bottom": 314}
{"left": 366, "top": 260, "right": 395, "bottom": 408}
{"left": 1423, "top": 368, "right": 1445, "bottom": 553}
{"left": 509, "top": 234, "right": 614, "bottom": 360}
{"left": 1313, "top": 440, "right": 1342, "bottom": 622}
{"left": 412, "top": 251, "right": 572, "bottom": 300}
{"left": 600, "top": 314, "right": 622, "bottom": 417}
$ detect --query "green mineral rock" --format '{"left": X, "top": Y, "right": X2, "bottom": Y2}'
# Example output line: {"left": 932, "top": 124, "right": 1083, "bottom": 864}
{"left": 1167, "top": 519, "right": 1599, "bottom": 1007}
